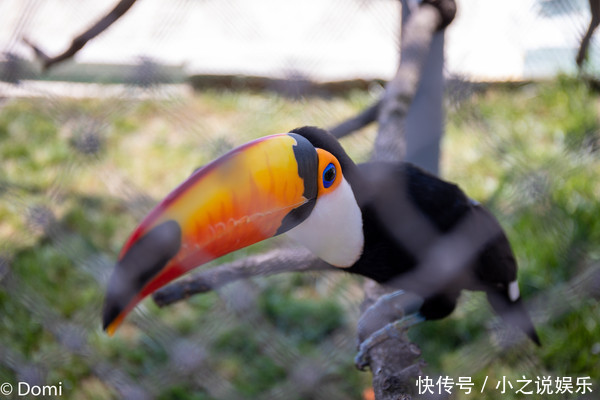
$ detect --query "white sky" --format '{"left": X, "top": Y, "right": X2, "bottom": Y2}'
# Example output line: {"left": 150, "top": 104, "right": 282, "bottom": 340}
{"left": 0, "top": 0, "right": 593, "bottom": 81}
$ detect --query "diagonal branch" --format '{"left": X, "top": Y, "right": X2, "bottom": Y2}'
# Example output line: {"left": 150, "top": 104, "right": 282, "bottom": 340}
{"left": 23, "top": 0, "right": 138, "bottom": 71}
{"left": 329, "top": 99, "right": 381, "bottom": 139}
{"left": 361, "top": 1, "right": 455, "bottom": 398}
{"left": 577, "top": 0, "right": 600, "bottom": 68}
{"left": 153, "top": 247, "right": 334, "bottom": 307}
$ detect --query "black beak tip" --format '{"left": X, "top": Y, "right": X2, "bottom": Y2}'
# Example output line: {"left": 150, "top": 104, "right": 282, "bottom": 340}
{"left": 101, "top": 272, "right": 129, "bottom": 332}
{"left": 101, "top": 220, "right": 182, "bottom": 333}
{"left": 101, "top": 297, "right": 121, "bottom": 331}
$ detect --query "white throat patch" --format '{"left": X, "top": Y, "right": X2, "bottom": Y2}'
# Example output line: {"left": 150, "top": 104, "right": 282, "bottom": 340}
{"left": 285, "top": 177, "right": 364, "bottom": 267}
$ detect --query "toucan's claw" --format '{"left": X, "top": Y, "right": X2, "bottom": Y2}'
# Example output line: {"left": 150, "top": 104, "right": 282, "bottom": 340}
{"left": 355, "top": 290, "right": 425, "bottom": 371}
{"left": 355, "top": 312, "right": 425, "bottom": 371}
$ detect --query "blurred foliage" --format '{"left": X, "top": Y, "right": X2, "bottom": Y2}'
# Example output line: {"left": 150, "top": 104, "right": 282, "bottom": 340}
{"left": 0, "top": 88, "right": 373, "bottom": 400}
{"left": 0, "top": 76, "right": 599, "bottom": 399}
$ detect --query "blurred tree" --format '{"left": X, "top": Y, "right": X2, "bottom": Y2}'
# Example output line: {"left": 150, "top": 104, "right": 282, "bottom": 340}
{"left": 24, "top": 0, "right": 139, "bottom": 71}
{"left": 577, "top": 0, "right": 600, "bottom": 68}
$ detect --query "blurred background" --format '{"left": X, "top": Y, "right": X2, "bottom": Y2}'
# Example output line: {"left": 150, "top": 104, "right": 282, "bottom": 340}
{"left": 1, "top": 0, "right": 599, "bottom": 399}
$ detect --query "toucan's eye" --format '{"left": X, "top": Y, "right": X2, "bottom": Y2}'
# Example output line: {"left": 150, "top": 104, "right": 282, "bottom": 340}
{"left": 322, "top": 163, "right": 336, "bottom": 188}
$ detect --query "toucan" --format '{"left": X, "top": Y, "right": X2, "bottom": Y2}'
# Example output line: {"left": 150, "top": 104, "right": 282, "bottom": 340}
{"left": 102, "top": 126, "right": 540, "bottom": 346}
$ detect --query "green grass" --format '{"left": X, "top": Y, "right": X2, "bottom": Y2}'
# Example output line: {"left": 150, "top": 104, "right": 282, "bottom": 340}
{"left": 1, "top": 77, "right": 599, "bottom": 399}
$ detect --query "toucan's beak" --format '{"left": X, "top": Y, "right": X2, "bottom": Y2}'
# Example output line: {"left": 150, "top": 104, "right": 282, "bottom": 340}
{"left": 103, "top": 133, "right": 318, "bottom": 335}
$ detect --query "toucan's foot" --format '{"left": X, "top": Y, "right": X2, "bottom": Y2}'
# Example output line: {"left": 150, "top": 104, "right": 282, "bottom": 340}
{"left": 355, "top": 313, "right": 425, "bottom": 370}
{"left": 355, "top": 290, "right": 424, "bottom": 371}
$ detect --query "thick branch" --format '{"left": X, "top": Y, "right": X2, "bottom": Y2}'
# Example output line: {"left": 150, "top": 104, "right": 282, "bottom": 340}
{"left": 153, "top": 248, "right": 334, "bottom": 307}
{"left": 329, "top": 1, "right": 455, "bottom": 144}
{"left": 374, "top": 3, "right": 445, "bottom": 163}
{"left": 358, "top": 281, "right": 426, "bottom": 399}
{"left": 363, "top": 1, "right": 455, "bottom": 399}
{"left": 23, "top": 0, "right": 138, "bottom": 71}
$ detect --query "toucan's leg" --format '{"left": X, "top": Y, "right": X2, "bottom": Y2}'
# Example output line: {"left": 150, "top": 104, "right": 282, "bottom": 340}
{"left": 355, "top": 290, "right": 424, "bottom": 370}
{"left": 355, "top": 313, "right": 425, "bottom": 370}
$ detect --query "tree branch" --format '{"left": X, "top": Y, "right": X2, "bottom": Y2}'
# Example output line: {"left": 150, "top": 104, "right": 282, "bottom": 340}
{"left": 374, "top": 3, "right": 448, "bottom": 163}
{"left": 329, "top": 100, "right": 381, "bottom": 139}
{"left": 23, "top": 0, "right": 138, "bottom": 71}
{"left": 329, "top": 0, "right": 455, "bottom": 144}
{"left": 359, "top": 1, "right": 455, "bottom": 398}
{"left": 153, "top": 247, "right": 334, "bottom": 307}
{"left": 357, "top": 281, "right": 426, "bottom": 399}
{"left": 577, "top": 0, "right": 600, "bottom": 68}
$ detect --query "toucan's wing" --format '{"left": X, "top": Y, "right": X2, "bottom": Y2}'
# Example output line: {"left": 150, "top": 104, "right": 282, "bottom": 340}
{"left": 350, "top": 161, "right": 473, "bottom": 286}
{"left": 355, "top": 161, "right": 473, "bottom": 252}
{"left": 400, "top": 163, "right": 472, "bottom": 232}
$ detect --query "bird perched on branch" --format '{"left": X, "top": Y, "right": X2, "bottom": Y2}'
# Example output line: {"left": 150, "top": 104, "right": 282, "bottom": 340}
{"left": 102, "top": 126, "right": 540, "bottom": 348}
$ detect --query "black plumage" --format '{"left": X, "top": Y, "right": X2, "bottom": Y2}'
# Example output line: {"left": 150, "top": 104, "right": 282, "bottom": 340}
{"left": 291, "top": 126, "right": 540, "bottom": 345}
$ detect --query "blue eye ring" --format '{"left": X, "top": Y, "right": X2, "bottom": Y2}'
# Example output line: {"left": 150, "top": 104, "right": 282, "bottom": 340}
{"left": 322, "top": 163, "right": 336, "bottom": 188}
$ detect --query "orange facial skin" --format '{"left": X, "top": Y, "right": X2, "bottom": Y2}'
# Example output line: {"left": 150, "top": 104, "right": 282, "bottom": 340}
{"left": 315, "top": 148, "right": 342, "bottom": 195}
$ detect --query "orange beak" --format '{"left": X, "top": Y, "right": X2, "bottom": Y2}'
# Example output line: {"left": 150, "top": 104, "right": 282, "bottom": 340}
{"left": 102, "top": 133, "right": 318, "bottom": 335}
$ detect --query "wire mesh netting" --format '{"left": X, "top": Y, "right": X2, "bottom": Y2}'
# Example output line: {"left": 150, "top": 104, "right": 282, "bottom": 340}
{"left": 1, "top": 1, "right": 600, "bottom": 399}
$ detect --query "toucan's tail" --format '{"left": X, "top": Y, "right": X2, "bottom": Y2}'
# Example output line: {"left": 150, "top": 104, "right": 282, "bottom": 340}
{"left": 487, "top": 291, "right": 541, "bottom": 346}
{"left": 472, "top": 205, "right": 541, "bottom": 346}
